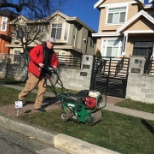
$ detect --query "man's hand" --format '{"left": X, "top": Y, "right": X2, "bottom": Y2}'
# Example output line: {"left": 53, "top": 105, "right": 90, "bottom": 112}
{"left": 53, "top": 66, "right": 57, "bottom": 71}
{"left": 39, "top": 63, "right": 44, "bottom": 68}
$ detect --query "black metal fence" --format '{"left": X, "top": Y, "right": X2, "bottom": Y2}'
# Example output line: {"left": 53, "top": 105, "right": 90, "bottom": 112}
{"left": 0, "top": 53, "right": 82, "bottom": 68}
{"left": 90, "top": 56, "right": 130, "bottom": 98}
{"left": 144, "top": 59, "right": 154, "bottom": 75}
{"left": 0, "top": 53, "right": 82, "bottom": 80}
{"left": 57, "top": 55, "right": 81, "bottom": 68}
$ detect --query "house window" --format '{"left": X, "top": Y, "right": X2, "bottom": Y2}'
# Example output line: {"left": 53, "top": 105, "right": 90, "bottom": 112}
{"left": 102, "top": 39, "right": 122, "bottom": 57}
{"left": 39, "top": 25, "right": 45, "bottom": 32}
{"left": 90, "top": 38, "right": 95, "bottom": 48}
{"left": 150, "top": 13, "right": 154, "bottom": 18}
{"left": 64, "top": 23, "right": 69, "bottom": 40}
{"left": 51, "top": 23, "right": 62, "bottom": 39}
{"left": 14, "top": 50, "right": 20, "bottom": 63}
{"left": 1, "top": 17, "right": 7, "bottom": 31}
{"left": 107, "top": 7, "right": 126, "bottom": 24}
{"left": 51, "top": 23, "right": 69, "bottom": 41}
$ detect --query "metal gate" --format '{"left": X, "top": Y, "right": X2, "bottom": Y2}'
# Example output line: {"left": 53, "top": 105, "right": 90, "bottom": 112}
{"left": 90, "top": 56, "right": 130, "bottom": 98}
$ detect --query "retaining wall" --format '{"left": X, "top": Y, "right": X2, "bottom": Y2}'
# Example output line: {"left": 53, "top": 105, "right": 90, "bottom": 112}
{"left": 0, "top": 55, "right": 93, "bottom": 91}
{"left": 126, "top": 56, "right": 154, "bottom": 104}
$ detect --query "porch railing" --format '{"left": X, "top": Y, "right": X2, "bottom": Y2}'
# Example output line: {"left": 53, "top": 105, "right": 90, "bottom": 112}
{"left": 144, "top": 59, "right": 154, "bottom": 75}
{"left": 57, "top": 55, "right": 81, "bottom": 68}
{"left": 0, "top": 53, "right": 82, "bottom": 68}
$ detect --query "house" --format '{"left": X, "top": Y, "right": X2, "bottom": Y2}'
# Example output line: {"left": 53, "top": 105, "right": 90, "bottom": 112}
{"left": 0, "top": 9, "right": 17, "bottom": 56}
{"left": 6, "top": 11, "right": 96, "bottom": 63}
{"left": 92, "top": 0, "right": 154, "bottom": 59}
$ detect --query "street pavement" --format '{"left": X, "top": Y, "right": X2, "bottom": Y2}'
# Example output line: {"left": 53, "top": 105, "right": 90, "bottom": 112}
{"left": 0, "top": 126, "right": 67, "bottom": 154}
{"left": 0, "top": 84, "right": 154, "bottom": 154}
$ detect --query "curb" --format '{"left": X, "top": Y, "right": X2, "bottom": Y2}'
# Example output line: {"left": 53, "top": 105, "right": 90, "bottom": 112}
{"left": 0, "top": 113, "right": 120, "bottom": 154}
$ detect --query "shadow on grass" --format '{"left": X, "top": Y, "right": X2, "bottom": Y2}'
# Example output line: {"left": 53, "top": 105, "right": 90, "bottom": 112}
{"left": 141, "top": 119, "right": 154, "bottom": 134}
{"left": 42, "top": 97, "right": 61, "bottom": 108}
{"left": 0, "top": 79, "right": 25, "bottom": 85}
{"left": 23, "top": 101, "right": 34, "bottom": 107}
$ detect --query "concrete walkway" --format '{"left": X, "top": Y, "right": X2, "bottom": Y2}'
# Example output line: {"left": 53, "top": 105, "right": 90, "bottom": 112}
{"left": 1, "top": 84, "right": 154, "bottom": 154}
{"left": 3, "top": 84, "right": 154, "bottom": 121}
{"left": 105, "top": 103, "right": 154, "bottom": 121}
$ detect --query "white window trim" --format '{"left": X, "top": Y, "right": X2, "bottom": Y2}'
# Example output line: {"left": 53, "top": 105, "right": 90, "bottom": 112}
{"left": 101, "top": 38, "right": 123, "bottom": 58}
{"left": 51, "top": 22, "right": 70, "bottom": 42}
{"left": 1, "top": 17, "right": 8, "bottom": 31}
{"left": 99, "top": 1, "right": 137, "bottom": 8}
{"left": 105, "top": 4, "right": 128, "bottom": 26}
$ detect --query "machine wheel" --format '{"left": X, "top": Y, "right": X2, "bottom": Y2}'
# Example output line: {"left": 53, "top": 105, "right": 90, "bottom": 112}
{"left": 85, "top": 115, "right": 92, "bottom": 126}
{"left": 60, "top": 112, "right": 70, "bottom": 122}
{"left": 85, "top": 111, "right": 103, "bottom": 126}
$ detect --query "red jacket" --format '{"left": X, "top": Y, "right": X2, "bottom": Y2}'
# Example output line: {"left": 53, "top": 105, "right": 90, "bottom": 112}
{"left": 28, "top": 44, "right": 59, "bottom": 77}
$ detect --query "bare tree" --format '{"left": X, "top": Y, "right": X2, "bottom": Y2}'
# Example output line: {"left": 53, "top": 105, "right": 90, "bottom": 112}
{"left": 0, "top": 0, "right": 71, "bottom": 19}
{"left": 0, "top": 0, "right": 71, "bottom": 80}
{"left": 10, "top": 16, "right": 50, "bottom": 65}
{"left": 9, "top": 16, "right": 50, "bottom": 81}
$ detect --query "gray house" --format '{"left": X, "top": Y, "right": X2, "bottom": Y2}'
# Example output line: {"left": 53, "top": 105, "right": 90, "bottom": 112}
{"left": 6, "top": 11, "right": 96, "bottom": 63}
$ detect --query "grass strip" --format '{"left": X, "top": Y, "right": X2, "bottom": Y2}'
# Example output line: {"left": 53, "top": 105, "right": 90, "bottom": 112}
{"left": 19, "top": 109, "right": 154, "bottom": 154}
{"left": 116, "top": 99, "right": 154, "bottom": 114}
{"left": 0, "top": 85, "right": 154, "bottom": 153}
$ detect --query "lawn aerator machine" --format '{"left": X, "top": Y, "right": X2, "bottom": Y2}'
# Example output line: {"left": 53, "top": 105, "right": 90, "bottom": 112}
{"left": 44, "top": 66, "right": 107, "bottom": 125}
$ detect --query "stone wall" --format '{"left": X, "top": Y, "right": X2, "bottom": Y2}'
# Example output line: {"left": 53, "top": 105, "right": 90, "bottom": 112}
{"left": 126, "top": 73, "right": 154, "bottom": 104}
{"left": 0, "top": 55, "right": 94, "bottom": 91}
{"left": 56, "top": 55, "right": 93, "bottom": 91}
{"left": 126, "top": 56, "right": 154, "bottom": 104}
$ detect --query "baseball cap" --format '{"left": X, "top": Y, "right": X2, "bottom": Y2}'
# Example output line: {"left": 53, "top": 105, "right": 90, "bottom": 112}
{"left": 48, "top": 37, "right": 56, "bottom": 44}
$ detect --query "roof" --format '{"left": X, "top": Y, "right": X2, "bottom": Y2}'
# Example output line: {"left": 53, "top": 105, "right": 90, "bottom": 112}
{"left": 94, "top": 0, "right": 145, "bottom": 9}
{"left": 0, "top": 9, "right": 18, "bottom": 19}
{"left": 117, "top": 10, "right": 154, "bottom": 33}
{"left": 47, "top": 11, "right": 69, "bottom": 20}
{"left": 47, "top": 11, "right": 95, "bottom": 33}
{"left": 9, "top": 15, "right": 28, "bottom": 24}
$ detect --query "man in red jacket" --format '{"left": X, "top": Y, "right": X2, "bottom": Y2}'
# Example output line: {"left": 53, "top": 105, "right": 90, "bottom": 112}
{"left": 18, "top": 37, "right": 59, "bottom": 112}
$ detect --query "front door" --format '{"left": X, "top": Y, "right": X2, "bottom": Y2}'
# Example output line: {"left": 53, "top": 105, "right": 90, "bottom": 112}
{"left": 133, "top": 41, "right": 153, "bottom": 60}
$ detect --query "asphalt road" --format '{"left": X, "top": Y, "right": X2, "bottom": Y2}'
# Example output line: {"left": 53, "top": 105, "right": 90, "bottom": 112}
{"left": 0, "top": 126, "right": 67, "bottom": 154}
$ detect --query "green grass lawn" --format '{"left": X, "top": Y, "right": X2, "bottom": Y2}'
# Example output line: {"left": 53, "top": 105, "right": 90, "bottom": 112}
{"left": 0, "top": 86, "right": 36, "bottom": 106}
{"left": 0, "top": 83, "right": 154, "bottom": 154}
{"left": 116, "top": 99, "right": 154, "bottom": 114}
{"left": 19, "top": 109, "right": 154, "bottom": 154}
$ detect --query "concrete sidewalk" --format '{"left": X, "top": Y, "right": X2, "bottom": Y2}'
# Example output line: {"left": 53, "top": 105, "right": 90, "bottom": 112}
{"left": 1, "top": 84, "right": 154, "bottom": 154}
{"left": 3, "top": 84, "right": 154, "bottom": 121}
{"left": 105, "top": 103, "right": 154, "bottom": 121}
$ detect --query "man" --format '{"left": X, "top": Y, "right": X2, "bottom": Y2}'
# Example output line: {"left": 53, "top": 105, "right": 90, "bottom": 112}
{"left": 18, "top": 37, "right": 59, "bottom": 112}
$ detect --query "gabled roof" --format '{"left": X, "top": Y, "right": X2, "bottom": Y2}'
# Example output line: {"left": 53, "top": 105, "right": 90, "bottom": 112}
{"left": 94, "top": 0, "right": 105, "bottom": 9}
{"left": 0, "top": 9, "right": 18, "bottom": 19}
{"left": 94, "top": 0, "right": 144, "bottom": 9}
{"left": 47, "top": 11, "right": 69, "bottom": 20}
{"left": 47, "top": 11, "right": 95, "bottom": 32}
{"left": 9, "top": 15, "right": 28, "bottom": 24}
{"left": 117, "top": 10, "right": 154, "bottom": 33}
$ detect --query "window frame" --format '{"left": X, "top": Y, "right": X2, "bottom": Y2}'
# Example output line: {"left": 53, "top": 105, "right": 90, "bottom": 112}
{"left": 101, "top": 39, "right": 123, "bottom": 57}
{"left": 51, "top": 22, "right": 70, "bottom": 42}
{"left": 106, "top": 5, "right": 128, "bottom": 25}
{"left": 133, "top": 41, "right": 153, "bottom": 58}
{"left": 1, "top": 17, "right": 8, "bottom": 31}
{"left": 13, "top": 50, "right": 21, "bottom": 63}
